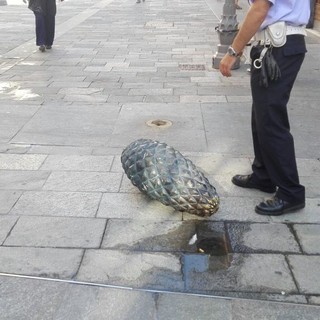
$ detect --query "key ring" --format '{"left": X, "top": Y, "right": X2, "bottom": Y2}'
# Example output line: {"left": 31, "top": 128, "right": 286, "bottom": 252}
{"left": 253, "top": 58, "right": 262, "bottom": 69}
{"left": 253, "top": 47, "right": 269, "bottom": 70}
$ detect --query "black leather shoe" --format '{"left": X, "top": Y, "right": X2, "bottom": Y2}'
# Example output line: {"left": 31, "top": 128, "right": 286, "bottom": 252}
{"left": 232, "top": 174, "right": 276, "bottom": 193}
{"left": 255, "top": 196, "right": 305, "bottom": 216}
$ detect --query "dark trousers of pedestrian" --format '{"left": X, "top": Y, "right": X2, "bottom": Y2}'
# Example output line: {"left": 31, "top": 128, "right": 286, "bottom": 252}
{"left": 34, "top": 12, "right": 55, "bottom": 46}
{"left": 250, "top": 35, "right": 306, "bottom": 204}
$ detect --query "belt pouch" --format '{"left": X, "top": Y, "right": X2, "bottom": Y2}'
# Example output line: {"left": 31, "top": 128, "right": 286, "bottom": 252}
{"left": 266, "top": 21, "right": 287, "bottom": 47}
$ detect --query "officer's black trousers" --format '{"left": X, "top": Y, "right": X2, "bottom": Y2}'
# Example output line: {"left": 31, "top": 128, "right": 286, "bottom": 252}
{"left": 34, "top": 12, "right": 55, "bottom": 46}
{"left": 250, "top": 35, "right": 306, "bottom": 203}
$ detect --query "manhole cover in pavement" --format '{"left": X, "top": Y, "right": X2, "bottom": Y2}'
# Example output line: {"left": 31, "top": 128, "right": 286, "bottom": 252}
{"left": 146, "top": 119, "right": 172, "bottom": 128}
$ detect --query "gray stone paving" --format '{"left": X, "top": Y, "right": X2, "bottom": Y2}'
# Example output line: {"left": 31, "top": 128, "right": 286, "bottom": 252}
{"left": 10, "top": 191, "right": 101, "bottom": 217}
{"left": 0, "top": 247, "right": 83, "bottom": 278}
{"left": 1, "top": 0, "right": 320, "bottom": 318}
{"left": 294, "top": 224, "right": 320, "bottom": 254}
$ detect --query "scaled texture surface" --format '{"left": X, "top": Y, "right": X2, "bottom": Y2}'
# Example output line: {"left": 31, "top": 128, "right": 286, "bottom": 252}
{"left": 121, "top": 139, "right": 219, "bottom": 217}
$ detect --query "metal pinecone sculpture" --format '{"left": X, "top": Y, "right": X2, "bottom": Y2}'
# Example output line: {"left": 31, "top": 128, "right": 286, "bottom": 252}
{"left": 121, "top": 139, "right": 219, "bottom": 217}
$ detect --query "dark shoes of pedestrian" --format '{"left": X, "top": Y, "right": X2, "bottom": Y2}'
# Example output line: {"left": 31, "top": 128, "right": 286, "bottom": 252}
{"left": 232, "top": 174, "right": 276, "bottom": 193}
{"left": 255, "top": 196, "right": 305, "bottom": 216}
{"left": 45, "top": 45, "right": 52, "bottom": 49}
{"left": 39, "top": 45, "right": 45, "bottom": 52}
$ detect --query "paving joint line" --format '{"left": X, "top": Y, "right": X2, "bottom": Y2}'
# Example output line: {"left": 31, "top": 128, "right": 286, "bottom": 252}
{"left": 0, "top": 271, "right": 314, "bottom": 307}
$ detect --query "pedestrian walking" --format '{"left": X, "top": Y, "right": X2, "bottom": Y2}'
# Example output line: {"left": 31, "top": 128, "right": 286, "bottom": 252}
{"left": 219, "top": 0, "right": 310, "bottom": 216}
{"left": 27, "top": 0, "right": 61, "bottom": 52}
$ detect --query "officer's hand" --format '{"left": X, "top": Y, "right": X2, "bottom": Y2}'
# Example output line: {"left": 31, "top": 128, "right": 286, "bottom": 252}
{"left": 219, "top": 54, "right": 237, "bottom": 77}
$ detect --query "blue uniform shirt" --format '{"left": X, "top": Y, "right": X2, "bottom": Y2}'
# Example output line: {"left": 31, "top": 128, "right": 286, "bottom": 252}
{"left": 250, "top": 0, "right": 311, "bottom": 30}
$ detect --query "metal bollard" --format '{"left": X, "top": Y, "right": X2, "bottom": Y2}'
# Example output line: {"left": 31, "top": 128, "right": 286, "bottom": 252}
{"left": 213, "top": 0, "right": 240, "bottom": 69}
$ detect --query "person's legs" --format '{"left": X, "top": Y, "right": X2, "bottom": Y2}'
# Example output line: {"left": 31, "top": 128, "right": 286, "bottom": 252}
{"left": 250, "top": 102, "right": 276, "bottom": 188}
{"left": 34, "top": 13, "right": 46, "bottom": 48}
{"left": 251, "top": 36, "right": 306, "bottom": 204}
{"left": 44, "top": 14, "right": 55, "bottom": 47}
{"left": 231, "top": 47, "right": 277, "bottom": 192}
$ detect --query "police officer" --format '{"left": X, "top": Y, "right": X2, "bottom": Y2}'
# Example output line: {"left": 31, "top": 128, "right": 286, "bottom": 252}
{"left": 219, "top": 0, "right": 310, "bottom": 216}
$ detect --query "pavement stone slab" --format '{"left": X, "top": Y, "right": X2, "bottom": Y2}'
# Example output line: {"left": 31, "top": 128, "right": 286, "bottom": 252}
{"left": 309, "top": 296, "right": 320, "bottom": 306}
{"left": 122, "top": 82, "right": 164, "bottom": 89}
{"left": 1, "top": 273, "right": 317, "bottom": 320}
{"left": 187, "top": 155, "right": 251, "bottom": 176}
{"left": 10, "top": 191, "right": 101, "bottom": 217}
{"left": 77, "top": 249, "right": 184, "bottom": 290}
{"left": 0, "top": 215, "right": 18, "bottom": 244}
{"left": 28, "top": 145, "right": 93, "bottom": 155}
{"left": 227, "top": 222, "right": 300, "bottom": 253}
{"left": 49, "top": 81, "right": 92, "bottom": 88}
{"left": 92, "top": 147, "right": 124, "bottom": 156}
{"left": 205, "top": 291, "right": 308, "bottom": 304}
{"left": 107, "top": 95, "right": 145, "bottom": 103}
{"left": 226, "top": 96, "right": 252, "bottom": 103}
{"left": 110, "top": 155, "right": 123, "bottom": 172}
{"left": 4, "top": 216, "right": 106, "bottom": 248}
{"left": 184, "top": 253, "right": 296, "bottom": 294}
{"left": 237, "top": 254, "right": 297, "bottom": 293}
{"left": 129, "top": 88, "right": 172, "bottom": 96}
{"left": 58, "top": 87, "right": 104, "bottom": 95}
{"left": 0, "top": 154, "right": 47, "bottom": 170}
{"left": 288, "top": 255, "right": 320, "bottom": 294}
{"left": 144, "top": 95, "right": 180, "bottom": 103}
{"left": 97, "top": 192, "right": 181, "bottom": 220}
{"left": 0, "top": 247, "right": 83, "bottom": 278}
{"left": 11, "top": 104, "right": 121, "bottom": 147}
{"left": 293, "top": 224, "right": 320, "bottom": 254}
{"left": 0, "top": 104, "right": 39, "bottom": 143}
{"left": 102, "top": 220, "right": 195, "bottom": 251}
{"left": 301, "top": 176, "right": 320, "bottom": 198}
{"left": 0, "top": 276, "right": 69, "bottom": 320}
{"left": 0, "top": 170, "right": 50, "bottom": 190}
{"left": 40, "top": 155, "right": 114, "bottom": 172}
{"left": 157, "top": 293, "right": 232, "bottom": 320}
{"left": 42, "top": 171, "right": 122, "bottom": 192}
{"left": 120, "top": 103, "right": 202, "bottom": 118}
{"left": 0, "top": 190, "right": 21, "bottom": 214}
{"left": 292, "top": 137, "right": 320, "bottom": 160}
{"left": 54, "top": 282, "right": 156, "bottom": 320}
{"left": 206, "top": 136, "right": 255, "bottom": 155}
{"left": 180, "top": 95, "right": 227, "bottom": 103}
{"left": 109, "top": 129, "right": 208, "bottom": 153}
{"left": 297, "top": 158, "right": 320, "bottom": 176}
{"left": 0, "top": 143, "right": 31, "bottom": 154}
{"left": 63, "top": 94, "right": 109, "bottom": 103}
{"left": 231, "top": 298, "right": 320, "bottom": 320}
{"left": 209, "top": 175, "right": 266, "bottom": 198}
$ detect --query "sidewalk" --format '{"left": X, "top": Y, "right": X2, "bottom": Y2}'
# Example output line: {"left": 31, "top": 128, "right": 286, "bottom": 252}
{"left": 1, "top": 0, "right": 320, "bottom": 318}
